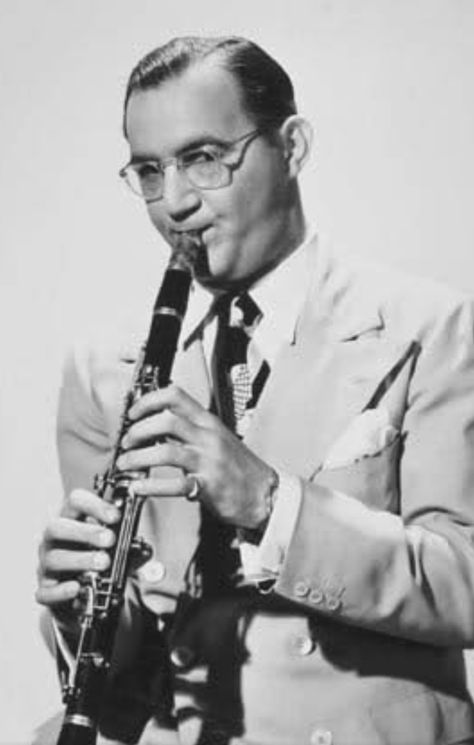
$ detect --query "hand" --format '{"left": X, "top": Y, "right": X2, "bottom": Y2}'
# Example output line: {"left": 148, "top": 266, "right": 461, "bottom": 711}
{"left": 117, "top": 384, "right": 275, "bottom": 529}
{"left": 36, "top": 489, "right": 119, "bottom": 621}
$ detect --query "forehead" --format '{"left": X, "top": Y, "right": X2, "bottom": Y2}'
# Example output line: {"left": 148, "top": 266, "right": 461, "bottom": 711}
{"left": 125, "top": 62, "right": 253, "bottom": 156}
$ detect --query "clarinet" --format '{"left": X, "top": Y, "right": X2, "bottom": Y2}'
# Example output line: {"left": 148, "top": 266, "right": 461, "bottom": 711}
{"left": 56, "top": 233, "right": 199, "bottom": 745}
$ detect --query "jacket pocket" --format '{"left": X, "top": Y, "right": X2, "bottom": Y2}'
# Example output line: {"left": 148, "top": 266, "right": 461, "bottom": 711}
{"left": 314, "top": 435, "right": 402, "bottom": 512}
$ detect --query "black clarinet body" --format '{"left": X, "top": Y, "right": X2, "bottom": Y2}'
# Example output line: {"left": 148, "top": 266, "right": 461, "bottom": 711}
{"left": 56, "top": 235, "right": 198, "bottom": 745}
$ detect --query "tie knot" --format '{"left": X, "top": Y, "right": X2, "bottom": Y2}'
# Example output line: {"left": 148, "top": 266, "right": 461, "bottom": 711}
{"left": 234, "top": 292, "right": 261, "bottom": 329}
{"left": 213, "top": 292, "right": 262, "bottom": 336}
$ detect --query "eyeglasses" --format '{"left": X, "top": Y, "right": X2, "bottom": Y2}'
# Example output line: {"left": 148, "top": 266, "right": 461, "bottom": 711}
{"left": 119, "top": 129, "right": 263, "bottom": 203}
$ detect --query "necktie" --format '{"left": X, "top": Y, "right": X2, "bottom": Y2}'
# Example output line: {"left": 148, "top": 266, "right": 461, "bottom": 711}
{"left": 194, "top": 293, "right": 269, "bottom": 597}
{"left": 212, "top": 292, "right": 270, "bottom": 437}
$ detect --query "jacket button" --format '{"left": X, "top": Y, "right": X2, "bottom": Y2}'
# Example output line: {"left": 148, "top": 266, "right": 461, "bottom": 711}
{"left": 290, "top": 634, "right": 315, "bottom": 656}
{"left": 140, "top": 559, "right": 166, "bottom": 584}
{"left": 325, "top": 594, "right": 342, "bottom": 611}
{"left": 310, "top": 728, "right": 333, "bottom": 745}
{"left": 309, "top": 588, "right": 324, "bottom": 605}
{"left": 170, "top": 645, "right": 195, "bottom": 669}
{"left": 294, "top": 581, "right": 310, "bottom": 598}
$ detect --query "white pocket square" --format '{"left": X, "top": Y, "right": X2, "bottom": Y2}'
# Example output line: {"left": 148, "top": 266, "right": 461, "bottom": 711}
{"left": 323, "top": 407, "right": 399, "bottom": 470}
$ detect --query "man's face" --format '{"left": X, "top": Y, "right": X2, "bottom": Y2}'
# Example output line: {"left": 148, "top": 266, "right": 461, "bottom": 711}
{"left": 124, "top": 61, "right": 295, "bottom": 291}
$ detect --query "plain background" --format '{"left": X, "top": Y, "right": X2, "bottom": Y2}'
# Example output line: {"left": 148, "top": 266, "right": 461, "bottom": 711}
{"left": 1, "top": 0, "right": 474, "bottom": 741}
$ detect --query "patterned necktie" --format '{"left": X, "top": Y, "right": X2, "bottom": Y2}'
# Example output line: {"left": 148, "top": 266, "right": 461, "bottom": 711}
{"left": 212, "top": 292, "right": 270, "bottom": 437}
{"left": 193, "top": 292, "right": 269, "bottom": 597}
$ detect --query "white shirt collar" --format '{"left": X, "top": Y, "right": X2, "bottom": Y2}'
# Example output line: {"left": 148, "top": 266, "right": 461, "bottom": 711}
{"left": 249, "top": 229, "right": 315, "bottom": 363}
{"left": 181, "top": 229, "right": 317, "bottom": 365}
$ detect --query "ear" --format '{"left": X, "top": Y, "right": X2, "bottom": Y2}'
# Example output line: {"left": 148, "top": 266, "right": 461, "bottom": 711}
{"left": 279, "top": 115, "right": 313, "bottom": 178}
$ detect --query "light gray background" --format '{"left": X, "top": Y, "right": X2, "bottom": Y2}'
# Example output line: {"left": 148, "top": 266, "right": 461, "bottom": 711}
{"left": 1, "top": 0, "right": 474, "bottom": 741}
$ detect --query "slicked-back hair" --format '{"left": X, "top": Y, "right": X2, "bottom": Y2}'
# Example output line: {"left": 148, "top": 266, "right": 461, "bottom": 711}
{"left": 123, "top": 36, "right": 297, "bottom": 136}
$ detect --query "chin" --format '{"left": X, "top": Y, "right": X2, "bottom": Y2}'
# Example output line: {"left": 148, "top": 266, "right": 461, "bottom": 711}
{"left": 195, "top": 273, "right": 234, "bottom": 293}
{"left": 199, "top": 253, "right": 235, "bottom": 286}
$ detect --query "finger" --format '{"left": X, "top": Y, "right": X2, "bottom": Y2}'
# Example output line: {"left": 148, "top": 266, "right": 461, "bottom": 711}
{"left": 117, "top": 441, "right": 197, "bottom": 473}
{"left": 128, "top": 384, "right": 210, "bottom": 427}
{"left": 122, "top": 408, "right": 197, "bottom": 449}
{"left": 42, "top": 517, "right": 116, "bottom": 550}
{"left": 35, "top": 579, "right": 81, "bottom": 607}
{"left": 41, "top": 547, "right": 110, "bottom": 576}
{"left": 62, "top": 488, "right": 121, "bottom": 524}
{"left": 133, "top": 473, "right": 192, "bottom": 498}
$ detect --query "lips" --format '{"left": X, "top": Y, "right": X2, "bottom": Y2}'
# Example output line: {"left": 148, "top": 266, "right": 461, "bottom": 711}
{"left": 169, "top": 225, "right": 214, "bottom": 247}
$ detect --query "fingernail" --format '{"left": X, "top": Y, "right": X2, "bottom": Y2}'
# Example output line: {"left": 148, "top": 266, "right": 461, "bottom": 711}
{"left": 116, "top": 455, "right": 125, "bottom": 470}
{"left": 121, "top": 435, "right": 129, "bottom": 449}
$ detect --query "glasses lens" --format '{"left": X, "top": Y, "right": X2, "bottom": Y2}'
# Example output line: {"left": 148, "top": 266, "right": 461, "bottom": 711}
{"left": 182, "top": 151, "right": 230, "bottom": 189}
{"left": 126, "top": 163, "right": 164, "bottom": 200}
{"left": 120, "top": 144, "right": 240, "bottom": 200}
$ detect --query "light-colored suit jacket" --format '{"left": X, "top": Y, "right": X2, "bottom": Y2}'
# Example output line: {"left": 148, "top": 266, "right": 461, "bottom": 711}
{"left": 54, "top": 238, "right": 474, "bottom": 745}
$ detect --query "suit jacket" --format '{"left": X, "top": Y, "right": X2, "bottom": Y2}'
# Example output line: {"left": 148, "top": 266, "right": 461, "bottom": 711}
{"left": 54, "top": 237, "right": 474, "bottom": 745}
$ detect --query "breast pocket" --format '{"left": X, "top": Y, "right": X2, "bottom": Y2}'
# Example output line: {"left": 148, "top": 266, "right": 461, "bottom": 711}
{"left": 314, "top": 435, "right": 402, "bottom": 512}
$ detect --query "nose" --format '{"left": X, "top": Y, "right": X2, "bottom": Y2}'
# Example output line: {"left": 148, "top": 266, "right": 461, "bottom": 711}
{"left": 161, "top": 163, "right": 201, "bottom": 222}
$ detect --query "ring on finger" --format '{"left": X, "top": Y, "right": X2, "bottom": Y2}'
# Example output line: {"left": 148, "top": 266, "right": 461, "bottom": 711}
{"left": 186, "top": 474, "right": 202, "bottom": 501}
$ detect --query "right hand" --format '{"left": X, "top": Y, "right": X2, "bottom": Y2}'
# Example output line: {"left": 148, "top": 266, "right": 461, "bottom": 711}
{"left": 36, "top": 488, "right": 119, "bottom": 618}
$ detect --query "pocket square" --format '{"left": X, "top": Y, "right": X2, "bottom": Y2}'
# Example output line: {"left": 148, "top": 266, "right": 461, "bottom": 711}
{"left": 323, "top": 407, "right": 399, "bottom": 469}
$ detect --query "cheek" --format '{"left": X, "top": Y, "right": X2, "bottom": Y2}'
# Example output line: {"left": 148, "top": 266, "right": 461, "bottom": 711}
{"left": 229, "top": 166, "right": 286, "bottom": 234}
{"left": 145, "top": 204, "right": 167, "bottom": 234}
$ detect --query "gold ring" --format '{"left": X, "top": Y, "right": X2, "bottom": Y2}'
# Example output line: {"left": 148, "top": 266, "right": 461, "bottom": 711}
{"left": 186, "top": 475, "right": 202, "bottom": 501}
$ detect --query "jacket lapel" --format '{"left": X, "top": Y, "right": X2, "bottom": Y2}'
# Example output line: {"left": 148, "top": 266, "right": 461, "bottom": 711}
{"left": 244, "top": 240, "right": 407, "bottom": 479}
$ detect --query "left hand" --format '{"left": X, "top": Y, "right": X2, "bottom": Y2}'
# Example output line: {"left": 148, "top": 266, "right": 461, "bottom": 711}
{"left": 116, "top": 384, "right": 275, "bottom": 529}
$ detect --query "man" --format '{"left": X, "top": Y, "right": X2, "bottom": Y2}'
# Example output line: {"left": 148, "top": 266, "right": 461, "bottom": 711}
{"left": 37, "top": 36, "right": 474, "bottom": 745}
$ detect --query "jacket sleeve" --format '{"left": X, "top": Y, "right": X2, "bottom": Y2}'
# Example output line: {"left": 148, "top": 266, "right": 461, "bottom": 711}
{"left": 274, "top": 298, "right": 474, "bottom": 647}
{"left": 57, "top": 341, "right": 124, "bottom": 496}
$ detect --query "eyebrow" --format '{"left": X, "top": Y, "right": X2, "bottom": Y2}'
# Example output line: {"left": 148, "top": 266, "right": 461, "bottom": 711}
{"left": 129, "top": 134, "right": 232, "bottom": 165}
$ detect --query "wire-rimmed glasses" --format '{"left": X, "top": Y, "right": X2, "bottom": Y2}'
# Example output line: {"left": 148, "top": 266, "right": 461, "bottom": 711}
{"left": 119, "top": 129, "right": 263, "bottom": 203}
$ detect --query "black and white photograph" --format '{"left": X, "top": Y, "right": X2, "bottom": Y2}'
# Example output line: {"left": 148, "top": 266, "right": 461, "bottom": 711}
{"left": 2, "top": 2, "right": 474, "bottom": 744}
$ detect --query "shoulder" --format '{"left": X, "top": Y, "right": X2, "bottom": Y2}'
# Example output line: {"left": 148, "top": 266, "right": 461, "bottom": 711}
{"left": 62, "top": 268, "right": 170, "bottom": 392}
{"left": 317, "top": 237, "right": 474, "bottom": 345}
{"left": 63, "top": 319, "right": 144, "bottom": 389}
{"left": 356, "top": 259, "right": 474, "bottom": 343}
{"left": 59, "top": 320, "right": 145, "bottom": 433}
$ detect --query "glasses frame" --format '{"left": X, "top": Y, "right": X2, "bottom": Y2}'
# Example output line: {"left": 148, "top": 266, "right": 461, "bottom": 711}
{"left": 119, "top": 128, "right": 264, "bottom": 203}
